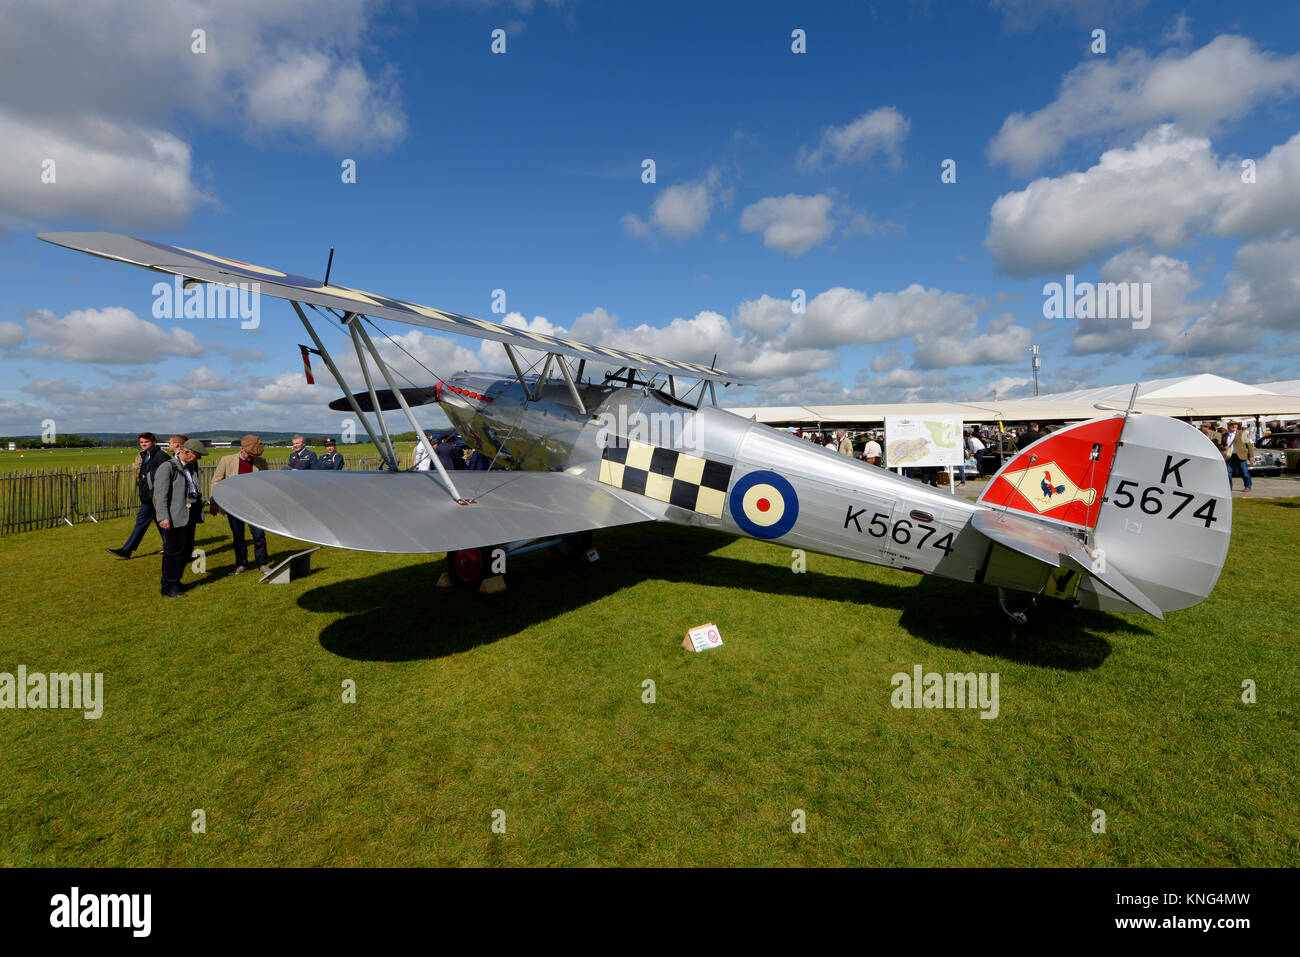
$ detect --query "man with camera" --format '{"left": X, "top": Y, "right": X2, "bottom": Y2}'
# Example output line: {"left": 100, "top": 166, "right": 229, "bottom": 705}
{"left": 153, "top": 438, "right": 208, "bottom": 598}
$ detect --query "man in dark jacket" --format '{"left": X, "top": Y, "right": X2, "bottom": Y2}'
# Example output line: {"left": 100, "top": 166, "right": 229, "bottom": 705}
{"left": 434, "top": 434, "right": 465, "bottom": 473}
{"left": 154, "top": 439, "right": 207, "bottom": 598}
{"left": 107, "top": 432, "right": 170, "bottom": 558}
{"left": 1017, "top": 422, "right": 1043, "bottom": 450}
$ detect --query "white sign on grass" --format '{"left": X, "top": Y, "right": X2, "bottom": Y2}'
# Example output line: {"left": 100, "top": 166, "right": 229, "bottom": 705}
{"left": 684, "top": 623, "right": 723, "bottom": 653}
{"left": 883, "top": 415, "right": 964, "bottom": 468}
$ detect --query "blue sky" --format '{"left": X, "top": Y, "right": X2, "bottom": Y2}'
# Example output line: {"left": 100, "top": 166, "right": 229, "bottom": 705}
{"left": 2, "top": 0, "right": 1300, "bottom": 434}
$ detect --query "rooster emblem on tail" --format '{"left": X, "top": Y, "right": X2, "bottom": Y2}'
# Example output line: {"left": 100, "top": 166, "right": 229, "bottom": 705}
{"left": 1040, "top": 470, "right": 1067, "bottom": 499}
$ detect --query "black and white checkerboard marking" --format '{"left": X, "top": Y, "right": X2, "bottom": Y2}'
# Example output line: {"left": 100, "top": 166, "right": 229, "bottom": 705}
{"left": 599, "top": 440, "right": 733, "bottom": 518}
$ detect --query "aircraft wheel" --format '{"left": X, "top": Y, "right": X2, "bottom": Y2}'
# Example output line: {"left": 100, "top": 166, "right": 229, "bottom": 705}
{"left": 997, "top": 588, "right": 1035, "bottom": 627}
{"left": 447, "top": 546, "right": 492, "bottom": 589}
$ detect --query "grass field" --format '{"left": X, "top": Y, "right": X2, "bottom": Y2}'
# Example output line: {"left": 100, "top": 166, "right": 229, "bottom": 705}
{"left": 0, "top": 442, "right": 395, "bottom": 473}
{"left": 1, "top": 499, "right": 1296, "bottom": 867}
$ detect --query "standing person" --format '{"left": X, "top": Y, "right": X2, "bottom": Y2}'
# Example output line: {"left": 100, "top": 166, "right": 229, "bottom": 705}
{"left": 287, "top": 434, "right": 317, "bottom": 470}
{"left": 836, "top": 430, "right": 854, "bottom": 456}
{"left": 167, "top": 433, "right": 188, "bottom": 457}
{"left": 317, "top": 438, "right": 344, "bottom": 470}
{"left": 107, "top": 432, "right": 170, "bottom": 558}
{"left": 412, "top": 430, "right": 434, "bottom": 471}
{"left": 435, "top": 434, "right": 465, "bottom": 473}
{"left": 154, "top": 438, "right": 207, "bottom": 598}
{"left": 863, "top": 433, "right": 883, "bottom": 467}
{"left": 963, "top": 430, "right": 986, "bottom": 485}
{"left": 1225, "top": 421, "right": 1254, "bottom": 493}
{"left": 210, "top": 435, "right": 272, "bottom": 576}
{"left": 1017, "top": 422, "right": 1043, "bottom": 450}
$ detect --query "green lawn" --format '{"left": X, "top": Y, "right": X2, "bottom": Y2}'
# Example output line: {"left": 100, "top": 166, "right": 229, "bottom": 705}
{"left": 0, "top": 499, "right": 1296, "bottom": 866}
{"left": 0, "top": 442, "right": 396, "bottom": 474}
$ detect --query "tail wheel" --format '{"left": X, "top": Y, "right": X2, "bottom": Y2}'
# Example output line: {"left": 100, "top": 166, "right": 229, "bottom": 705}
{"left": 997, "top": 588, "right": 1036, "bottom": 628}
{"left": 448, "top": 546, "right": 492, "bottom": 589}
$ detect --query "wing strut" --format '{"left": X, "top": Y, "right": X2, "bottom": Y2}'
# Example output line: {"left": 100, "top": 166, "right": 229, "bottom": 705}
{"left": 345, "top": 318, "right": 401, "bottom": 470}
{"left": 291, "top": 301, "right": 398, "bottom": 471}
{"left": 351, "top": 317, "right": 470, "bottom": 504}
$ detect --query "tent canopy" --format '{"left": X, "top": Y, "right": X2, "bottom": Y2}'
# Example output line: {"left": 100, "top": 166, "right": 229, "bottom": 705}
{"left": 726, "top": 375, "right": 1300, "bottom": 428}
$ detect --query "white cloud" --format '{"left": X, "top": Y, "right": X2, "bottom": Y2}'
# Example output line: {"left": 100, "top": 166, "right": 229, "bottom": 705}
{"left": 1066, "top": 249, "right": 1202, "bottom": 356}
{"left": 1162, "top": 13, "right": 1192, "bottom": 46}
{"left": 245, "top": 52, "right": 405, "bottom": 149}
{"left": 798, "top": 107, "right": 909, "bottom": 169}
{"left": 987, "top": 376, "right": 1033, "bottom": 399}
{"left": 11, "top": 307, "right": 203, "bottom": 364}
{"left": 739, "top": 193, "right": 834, "bottom": 257}
{"left": 180, "top": 366, "right": 236, "bottom": 391}
{"left": 912, "top": 322, "right": 1033, "bottom": 370}
{"left": 0, "top": 110, "right": 209, "bottom": 230}
{"left": 785, "top": 285, "right": 983, "bottom": 350}
{"left": 1175, "top": 232, "right": 1300, "bottom": 356}
{"left": 622, "top": 167, "right": 728, "bottom": 241}
{"left": 988, "top": 125, "right": 1300, "bottom": 275}
{"left": 0, "top": 0, "right": 406, "bottom": 230}
{"left": 0, "top": 321, "right": 27, "bottom": 349}
{"left": 988, "top": 36, "right": 1300, "bottom": 173}
{"left": 987, "top": 126, "right": 1226, "bottom": 275}
{"left": 1213, "top": 131, "right": 1300, "bottom": 236}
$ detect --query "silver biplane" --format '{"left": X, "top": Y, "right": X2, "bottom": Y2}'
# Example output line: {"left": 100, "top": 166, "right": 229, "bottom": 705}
{"left": 39, "top": 232, "right": 1232, "bottom": 622}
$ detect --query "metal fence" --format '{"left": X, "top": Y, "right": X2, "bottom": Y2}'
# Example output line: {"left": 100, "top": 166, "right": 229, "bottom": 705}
{"left": 0, "top": 453, "right": 406, "bottom": 535}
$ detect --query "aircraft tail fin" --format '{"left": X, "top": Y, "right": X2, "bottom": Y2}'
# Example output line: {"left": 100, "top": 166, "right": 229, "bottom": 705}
{"left": 977, "top": 414, "right": 1231, "bottom": 616}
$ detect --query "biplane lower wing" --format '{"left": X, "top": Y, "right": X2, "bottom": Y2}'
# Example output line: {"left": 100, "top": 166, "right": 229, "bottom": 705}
{"left": 210, "top": 470, "right": 662, "bottom": 554}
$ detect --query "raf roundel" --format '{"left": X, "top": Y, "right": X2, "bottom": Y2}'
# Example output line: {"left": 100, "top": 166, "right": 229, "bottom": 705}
{"left": 729, "top": 470, "right": 799, "bottom": 539}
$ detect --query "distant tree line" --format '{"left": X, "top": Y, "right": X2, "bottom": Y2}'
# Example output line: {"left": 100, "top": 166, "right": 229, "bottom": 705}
{"left": 1, "top": 434, "right": 98, "bottom": 449}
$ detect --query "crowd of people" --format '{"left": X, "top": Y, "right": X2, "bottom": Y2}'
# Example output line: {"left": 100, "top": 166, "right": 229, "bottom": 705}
{"left": 107, "top": 429, "right": 503, "bottom": 598}
{"left": 412, "top": 430, "right": 494, "bottom": 471}
{"left": 797, "top": 423, "right": 1047, "bottom": 485}
{"left": 798, "top": 414, "right": 1288, "bottom": 494}
{"left": 106, "top": 431, "right": 350, "bottom": 598}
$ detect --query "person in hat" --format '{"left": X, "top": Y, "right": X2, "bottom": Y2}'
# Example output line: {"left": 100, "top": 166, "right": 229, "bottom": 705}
{"left": 318, "top": 438, "right": 344, "bottom": 470}
{"left": 210, "top": 435, "right": 272, "bottom": 575}
{"left": 153, "top": 438, "right": 208, "bottom": 598}
{"left": 412, "top": 430, "right": 434, "bottom": 471}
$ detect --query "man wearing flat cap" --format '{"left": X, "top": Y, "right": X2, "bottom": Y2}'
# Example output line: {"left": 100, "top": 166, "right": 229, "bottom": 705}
{"left": 153, "top": 438, "right": 208, "bottom": 598}
{"left": 317, "top": 438, "right": 344, "bottom": 470}
{"left": 210, "top": 434, "right": 272, "bottom": 575}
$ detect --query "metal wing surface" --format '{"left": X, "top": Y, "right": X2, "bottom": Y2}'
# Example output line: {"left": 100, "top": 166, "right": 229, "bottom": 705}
{"left": 36, "top": 232, "right": 748, "bottom": 383}
{"left": 210, "top": 470, "right": 662, "bottom": 554}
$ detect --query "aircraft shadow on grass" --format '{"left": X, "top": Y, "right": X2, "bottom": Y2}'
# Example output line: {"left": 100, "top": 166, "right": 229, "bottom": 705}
{"left": 301, "top": 525, "right": 1142, "bottom": 671}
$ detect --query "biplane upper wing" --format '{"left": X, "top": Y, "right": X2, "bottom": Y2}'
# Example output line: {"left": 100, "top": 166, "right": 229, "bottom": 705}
{"left": 210, "top": 469, "right": 664, "bottom": 554}
{"left": 35, "top": 232, "right": 748, "bottom": 383}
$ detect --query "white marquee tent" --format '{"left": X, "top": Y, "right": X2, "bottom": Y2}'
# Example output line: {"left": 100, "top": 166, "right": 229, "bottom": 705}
{"left": 726, "top": 374, "right": 1300, "bottom": 428}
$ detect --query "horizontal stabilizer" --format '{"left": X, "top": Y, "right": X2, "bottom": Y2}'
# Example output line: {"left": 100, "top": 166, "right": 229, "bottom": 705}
{"left": 328, "top": 386, "right": 440, "bottom": 412}
{"left": 210, "top": 469, "right": 661, "bottom": 554}
{"left": 971, "top": 509, "right": 1164, "bottom": 619}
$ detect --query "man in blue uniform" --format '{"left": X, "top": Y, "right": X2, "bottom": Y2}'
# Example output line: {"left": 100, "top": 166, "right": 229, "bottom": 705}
{"left": 317, "top": 438, "right": 344, "bottom": 470}
{"left": 287, "top": 434, "right": 317, "bottom": 470}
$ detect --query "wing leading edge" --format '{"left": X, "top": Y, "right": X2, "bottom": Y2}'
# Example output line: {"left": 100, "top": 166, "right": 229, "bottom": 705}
{"left": 210, "top": 469, "right": 662, "bottom": 554}
{"left": 36, "top": 231, "right": 749, "bottom": 384}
